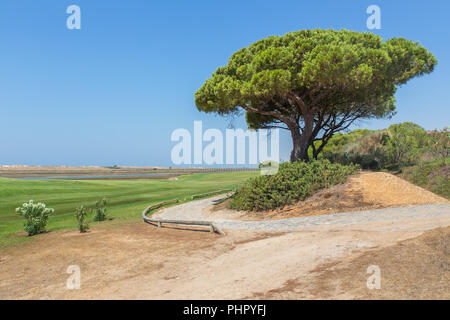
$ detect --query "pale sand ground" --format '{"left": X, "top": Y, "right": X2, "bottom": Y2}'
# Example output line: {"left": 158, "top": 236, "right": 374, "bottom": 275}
{"left": 1, "top": 205, "right": 448, "bottom": 299}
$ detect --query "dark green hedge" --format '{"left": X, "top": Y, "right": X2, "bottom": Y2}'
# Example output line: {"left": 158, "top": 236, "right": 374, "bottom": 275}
{"left": 230, "top": 160, "right": 358, "bottom": 211}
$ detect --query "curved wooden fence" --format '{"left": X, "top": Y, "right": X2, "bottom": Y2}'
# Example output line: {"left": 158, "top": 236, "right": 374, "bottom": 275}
{"left": 142, "top": 191, "right": 231, "bottom": 235}
{"left": 190, "top": 189, "right": 233, "bottom": 200}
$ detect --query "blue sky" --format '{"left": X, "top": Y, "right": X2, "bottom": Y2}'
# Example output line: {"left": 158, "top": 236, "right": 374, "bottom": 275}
{"left": 0, "top": 0, "right": 449, "bottom": 166}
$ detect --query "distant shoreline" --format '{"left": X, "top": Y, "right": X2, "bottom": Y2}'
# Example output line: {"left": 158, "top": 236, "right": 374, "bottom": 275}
{"left": 0, "top": 165, "right": 257, "bottom": 179}
{"left": 0, "top": 165, "right": 165, "bottom": 169}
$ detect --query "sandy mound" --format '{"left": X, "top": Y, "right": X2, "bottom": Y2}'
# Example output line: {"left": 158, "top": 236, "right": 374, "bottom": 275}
{"left": 356, "top": 171, "right": 448, "bottom": 205}
{"left": 209, "top": 172, "right": 449, "bottom": 220}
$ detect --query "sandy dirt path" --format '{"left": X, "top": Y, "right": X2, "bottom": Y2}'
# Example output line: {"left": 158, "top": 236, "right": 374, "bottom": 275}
{"left": 155, "top": 195, "right": 450, "bottom": 233}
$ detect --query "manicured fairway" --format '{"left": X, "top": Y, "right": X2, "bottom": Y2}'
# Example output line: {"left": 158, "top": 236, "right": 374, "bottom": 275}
{"left": 0, "top": 171, "right": 256, "bottom": 247}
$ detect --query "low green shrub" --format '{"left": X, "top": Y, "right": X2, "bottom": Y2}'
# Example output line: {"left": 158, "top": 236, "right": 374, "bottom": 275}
{"left": 75, "top": 205, "right": 89, "bottom": 233}
{"left": 323, "top": 131, "right": 390, "bottom": 169}
{"left": 229, "top": 160, "right": 358, "bottom": 211}
{"left": 386, "top": 122, "right": 429, "bottom": 167}
{"left": 320, "top": 123, "right": 433, "bottom": 170}
{"left": 92, "top": 198, "right": 108, "bottom": 221}
{"left": 15, "top": 200, "right": 54, "bottom": 236}
{"left": 427, "top": 127, "right": 449, "bottom": 161}
{"left": 399, "top": 158, "right": 449, "bottom": 199}
{"left": 310, "top": 129, "right": 376, "bottom": 158}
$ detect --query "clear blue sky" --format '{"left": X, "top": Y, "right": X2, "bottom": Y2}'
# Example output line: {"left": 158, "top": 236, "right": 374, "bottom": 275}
{"left": 1, "top": 0, "right": 449, "bottom": 166}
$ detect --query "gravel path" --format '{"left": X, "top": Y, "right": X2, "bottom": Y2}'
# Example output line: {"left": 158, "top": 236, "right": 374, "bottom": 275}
{"left": 154, "top": 195, "right": 450, "bottom": 233}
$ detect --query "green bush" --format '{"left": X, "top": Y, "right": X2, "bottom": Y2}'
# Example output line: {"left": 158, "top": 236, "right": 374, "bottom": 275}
{"left": 400, "top": 158, "right": 450, "bottom": 199}
{"left": 320, "top": 123, "right": 431, "bottom": 169}
{"left": 427, "top": 127, "right": 449, "bottom": 161}
{"left": 323, "top": 131, "right": 389, "bottom": 169}
{"left": 230, "top": 160, "right": 358, "bottom": 211}
{"left": 386, "top": 122, "right": 429, "bottom": 167}
{"left": 310, "top": 129, "right": 376, "bottom": 158}
{"left": 92, "top": 198, "right": 108, "bottom": 221}
{"left": 15, "top": 200, "right": 54, "bottom": 236}
{"left": 75, "top": 205, "right": 89, "bottom": 233}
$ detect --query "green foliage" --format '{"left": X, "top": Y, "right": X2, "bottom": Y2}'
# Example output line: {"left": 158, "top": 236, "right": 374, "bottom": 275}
{"left": 427, "top": 127, "right": 449, "bottom": 160}
{"left": 195, "top": 29, "right": 437, "bottom": 161}
{"left": 386, "top": 122, "right": 428, "bottom": 166}
{"left": 400, "top": 158, "right": 450, "bottom": 199}
{"left": 230, "top": 160, "right": 358, "bottom": 211}
{"left": 320, "top": 122, "right": 431, "bottom": 169}
{"left": 75, "top": 205, "right": 89, "bottom": 233}
{"left": 322, "top": 130, "right": 390, "bottom": 169}
{"left": 196, "top": 30, "right": 436, "bottom": 116}
{"left": 311, "top": 129, "right": 375, "bottom": 157}
{"left": 92, "top": 198, "right": 108, "bottom": 222}
{"left": 15, "top": 200, "right": 54, "bottom": 236}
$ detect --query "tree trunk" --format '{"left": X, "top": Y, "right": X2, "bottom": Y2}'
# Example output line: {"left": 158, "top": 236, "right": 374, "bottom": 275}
{"left": 290, "top": 128, "right": 304, "bottom": 162}
{"left": 289, "top": 113, "right": 314, "bottom": 162}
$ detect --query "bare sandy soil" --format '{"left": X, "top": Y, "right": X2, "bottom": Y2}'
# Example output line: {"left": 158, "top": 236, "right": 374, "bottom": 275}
{"left": 0, "top": 217, "right": 448, "bottom": 299}
{"left": 259, "top": 227, "right": 449, "bottom": 300}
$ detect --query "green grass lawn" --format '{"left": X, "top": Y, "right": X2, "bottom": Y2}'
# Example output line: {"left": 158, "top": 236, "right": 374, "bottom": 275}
{"left": 0, "top": 171, "right": 256, "bottom": 247}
